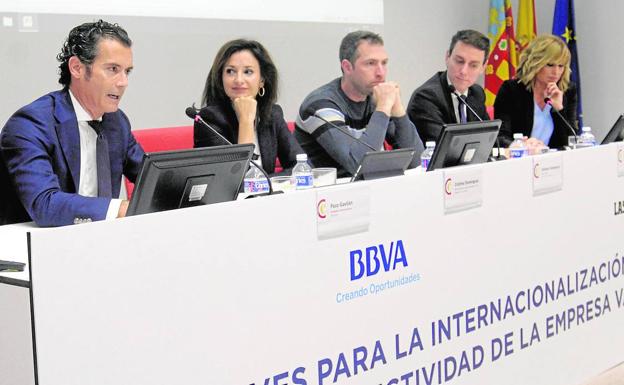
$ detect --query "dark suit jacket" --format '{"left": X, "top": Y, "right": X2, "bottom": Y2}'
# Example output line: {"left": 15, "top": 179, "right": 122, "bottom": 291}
{"left": 494, "top": 79, "right": 578, "bottom": 148}
{"left": 0, "top": 90, "right": 144, "bottom": 227}
{"left": 194, "top": 102, "right": 302, "bottom": 175}
{"left": 407, "top": 71, "right": 489, "bottom": 143}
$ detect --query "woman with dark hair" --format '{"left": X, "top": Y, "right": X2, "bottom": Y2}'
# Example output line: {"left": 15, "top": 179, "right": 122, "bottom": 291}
{"left": 194, "top": 39, "right": 302, "bottom": 174}
{"left": 494, "top": 34, "right": 578, "bottom": 150}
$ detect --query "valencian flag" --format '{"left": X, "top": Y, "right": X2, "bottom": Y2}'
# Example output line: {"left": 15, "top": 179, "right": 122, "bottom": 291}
{"left": 485, "top": 0, "right": 518, "bottom": 107}
{"left": 553, "top": 0, "right": 583, "bottom": 127}
{"left": 516, "top": 0, "right": 537, "bottom": 52}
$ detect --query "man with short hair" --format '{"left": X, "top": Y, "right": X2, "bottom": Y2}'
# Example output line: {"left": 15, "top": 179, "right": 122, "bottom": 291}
{"left": 0, "top": 20, "right": 144, "bottom": 226}
{"left": 295, "top": 30, "right": 423, "bottom": 177}
{"left": 407, "top": 30, "right": 491, "bottom": 144}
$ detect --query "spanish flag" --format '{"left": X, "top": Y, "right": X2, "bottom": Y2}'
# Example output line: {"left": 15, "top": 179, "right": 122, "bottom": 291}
{"left": 516, "top": 0, "right": 537, "bottom": 52}
{"left": 485, "top": 0, "right": 518, "bottom": 107}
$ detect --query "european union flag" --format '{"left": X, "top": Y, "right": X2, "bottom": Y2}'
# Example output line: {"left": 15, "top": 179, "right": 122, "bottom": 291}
{"left": 552, "top": 0, "right": 582, "bottom": 128}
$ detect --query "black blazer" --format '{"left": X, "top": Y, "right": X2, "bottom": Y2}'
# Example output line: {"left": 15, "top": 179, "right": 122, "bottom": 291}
{"left": 194, "top": 103, "right": 302, "bottom": 175}
{"left": 494, "top": 79, "right": 578, "bottom": 148}
{"left": 407, "top": 71, "right": 489, "bottom": 143}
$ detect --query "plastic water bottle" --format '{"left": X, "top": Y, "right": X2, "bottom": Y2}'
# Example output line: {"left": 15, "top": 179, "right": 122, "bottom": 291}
{"left": 243, "top": 163, "right": 269, "bottom": 194}
{"left": 292, "top": 154, "right": 314, "bottom": 190}
{"left": 577, "top": 126, "right": 597, "bottom": 148}
{"left": 509, "top": 133, "right": 528, "bottom": 158}
{"left": 420, "top": 141, "right": 435, "bottom": 170}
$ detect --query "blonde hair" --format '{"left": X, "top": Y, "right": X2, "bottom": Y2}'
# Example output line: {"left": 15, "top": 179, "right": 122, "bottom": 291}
{"left": 516, "top": 34, "right": 571, "bottom": 92}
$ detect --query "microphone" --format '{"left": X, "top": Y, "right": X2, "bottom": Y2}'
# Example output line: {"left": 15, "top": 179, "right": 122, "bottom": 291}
{"left": 186, "top": 105, "right": 276, "bottom": 196}
{"left": 305, "top": 108, "right": 378, "bottom": 152}
{"left": 185, "top": 106, "right": 198, "bottom": 119}
{"left": 449, "top": 85, "right": 506, "bottom": 160}
{"left": 449, "top": 85, "right": 483, "bottom": 122}
{"left": 544, "top": 97, "right": 578, "bottom": 147}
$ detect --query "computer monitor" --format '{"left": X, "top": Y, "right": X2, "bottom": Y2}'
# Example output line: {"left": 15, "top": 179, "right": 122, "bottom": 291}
{"left": 126, "top": 144, "right": 254, "bottom": 216}
{"left": 351, "top": 148, "right": 416, "bottom": 181}
{"left": 427, "top": 120, "right": 501, "bottom": 171}
{"left": 601, "top": 114, "right": 624, "bottom": 145}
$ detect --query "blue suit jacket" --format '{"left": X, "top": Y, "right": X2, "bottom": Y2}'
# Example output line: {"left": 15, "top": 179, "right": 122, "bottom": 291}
{"left": 0, "top": 90, "right": 144, "bottom": 226}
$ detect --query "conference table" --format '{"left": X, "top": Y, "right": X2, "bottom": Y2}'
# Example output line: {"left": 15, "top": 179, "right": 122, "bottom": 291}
{"left": 1, "top": 143, "right": 624, "bottom": 385}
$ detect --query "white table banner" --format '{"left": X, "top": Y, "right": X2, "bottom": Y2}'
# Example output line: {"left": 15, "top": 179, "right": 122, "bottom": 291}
{"left": 443, "top": 167, "right": 483, "bottom": 214}
{"left": 532, "top": 152, "right": 563, "bottom": 196}
{"left": 316, "top": 185, "right": 370, "bottom": 240}
{"left": 617, "top": 143, "right": 624, "bottom": 177}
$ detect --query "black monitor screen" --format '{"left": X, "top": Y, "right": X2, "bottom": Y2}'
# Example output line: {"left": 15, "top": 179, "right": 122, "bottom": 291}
{"left": 601, "top": 114, "right": 624, "bottom": 145}
{"left": 127, "top": 144, "right": 254, "bottom": 216}
{"left": 427, "top": 120, "right": 501, "bottom": 171}
{"left": 351, "top": 148, "right": 415, "bottom": 181}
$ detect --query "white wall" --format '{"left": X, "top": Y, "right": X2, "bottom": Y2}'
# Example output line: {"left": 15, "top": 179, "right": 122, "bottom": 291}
{"left": 384, "top": 0, "right": 489, "bottom": 111}
{"left": 573, "top": 1, "right": 624, "bottom": 138}
{"left": 0, "top": 1, "right": 621, "bottom": 140}
{"left": 0, "top": 15, "right": 376, "bottom": 128}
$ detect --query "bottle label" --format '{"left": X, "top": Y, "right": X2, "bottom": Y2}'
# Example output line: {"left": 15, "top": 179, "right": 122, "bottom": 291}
{"left": 421, "top": 158, "right": 430, "bottom": 170}
{"left": 578, "top": 134, "right": 596, "bottom": 148}
{"left": 295, "top": 174, "right": 314, "bottom": 189}
{"left": 244, "top": 178, "right": 269, "bottom": 193}
{"left": 509, "top": 148, "right": 528, "bottom": 158}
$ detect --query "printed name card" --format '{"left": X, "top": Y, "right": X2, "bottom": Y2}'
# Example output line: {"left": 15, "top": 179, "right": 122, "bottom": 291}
{"left": 316, "top": 185, "right": 370, "bottom": 240}
{"left": 532, "top": 152, "right": 563, "bottom": 196}
{"left": 617, "top": 143, "right": 624, "bottom": 177}
{"left": 443, "top": 167, "right": 483, "bottom": 214}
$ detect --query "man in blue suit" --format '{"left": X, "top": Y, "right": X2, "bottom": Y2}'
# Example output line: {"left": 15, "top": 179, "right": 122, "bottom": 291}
{"left": 0, "top": 20, "right": 144, "bottom": 227}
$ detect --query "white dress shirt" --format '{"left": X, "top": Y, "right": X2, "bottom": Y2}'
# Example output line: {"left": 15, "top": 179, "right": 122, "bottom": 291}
{"left": 447, "top": 76, "right": 469, "bottom": 123}
{"left": 69, "top": 91, "right": 121, "bottom": 220}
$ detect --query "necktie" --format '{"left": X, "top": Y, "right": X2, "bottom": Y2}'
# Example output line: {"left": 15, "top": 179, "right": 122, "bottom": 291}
{"left": 87, "top": 120, "right": 112, "bottom": 198}
{"left": 458, "top": 95, "right": 468, "bottom": 124}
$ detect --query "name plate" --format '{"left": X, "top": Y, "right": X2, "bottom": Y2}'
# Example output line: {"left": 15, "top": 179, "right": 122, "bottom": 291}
{"left": 443, "top": 167, "right": 483, "bottom": 214}
{"left": 532, "top": 152, "right": 563, "bottom": 195}
{"left": 316, "top": 185, "right": 370, "bottom": 240}
{"left": 618, "top": 143, "right": 624, "bottom": 177}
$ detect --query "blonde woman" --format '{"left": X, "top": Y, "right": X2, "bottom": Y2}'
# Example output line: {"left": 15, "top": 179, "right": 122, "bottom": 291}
{"left": 494, "top": 34, "right": 578, "bottom": 149}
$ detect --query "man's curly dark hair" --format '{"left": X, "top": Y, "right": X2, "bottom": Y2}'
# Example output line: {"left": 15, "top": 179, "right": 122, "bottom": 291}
{"left": 56, "top": 19, "right": 132, "bottom": 88}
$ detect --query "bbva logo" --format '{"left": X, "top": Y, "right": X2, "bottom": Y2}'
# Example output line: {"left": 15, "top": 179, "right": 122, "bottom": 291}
{"left": 349, "top": 240, "right": 408, "bottom": 281}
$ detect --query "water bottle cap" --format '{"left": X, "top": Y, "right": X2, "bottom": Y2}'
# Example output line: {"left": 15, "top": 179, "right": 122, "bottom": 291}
{"left": 425, "top": 141, "right": 436, "bottom": 147}
{"left": 296, "top": 153, "right": 308, "bottom": 161}
{"left": 582, "top": 126, "right": 592, "bottom": 132}
{"left": 513, "top": 133, "right": 523, "bottom": 139}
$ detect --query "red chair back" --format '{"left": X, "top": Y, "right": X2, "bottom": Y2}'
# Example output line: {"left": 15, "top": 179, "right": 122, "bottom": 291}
{"left": 126, "top": 126, "right": 194, "bottom": 198}
{"left": 274, "top": 121, "right": 297, "bottom": 173}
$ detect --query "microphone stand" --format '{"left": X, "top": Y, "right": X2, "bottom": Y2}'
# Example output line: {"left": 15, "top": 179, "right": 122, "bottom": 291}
{"left": 544, "top": 98, "right": 578, "bottom": 149}
{"left": 450, "top": 87, "right": 506, "bottom": 160}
